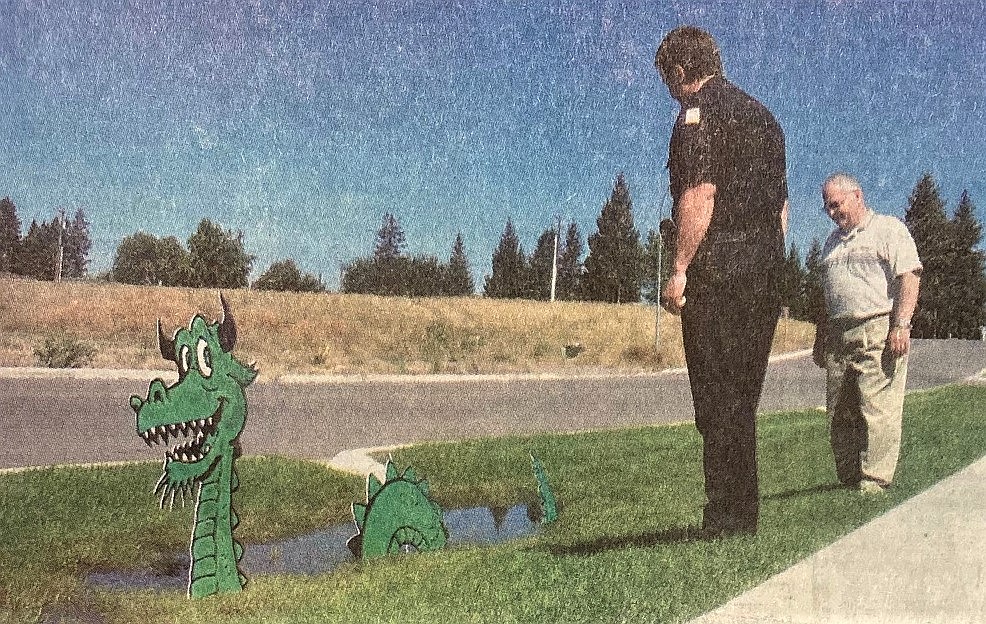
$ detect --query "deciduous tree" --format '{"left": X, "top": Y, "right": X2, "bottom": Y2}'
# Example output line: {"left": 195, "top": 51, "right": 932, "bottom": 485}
{"left": 113, "top": 231, "right": 162, "bottom": 285}
{"left": 254, "top": 259, "right": 325, "bottom": 292}
{"left": 187, "top": 219, "right": 254, "bottom": 288}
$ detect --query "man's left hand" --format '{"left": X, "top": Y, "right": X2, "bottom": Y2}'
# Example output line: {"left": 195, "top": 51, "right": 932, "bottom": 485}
{"left": 888, "top": 325, "right": 911, "bottom": 357}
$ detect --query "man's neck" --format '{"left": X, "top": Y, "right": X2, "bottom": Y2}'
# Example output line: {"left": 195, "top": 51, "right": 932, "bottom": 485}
{"left": 678, "top": 75, "right": 716, "bottom": 101}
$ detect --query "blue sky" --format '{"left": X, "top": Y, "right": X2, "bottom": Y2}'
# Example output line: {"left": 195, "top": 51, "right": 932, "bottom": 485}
{"left": 1, "top": 0, "right": 984, "bottom": 288}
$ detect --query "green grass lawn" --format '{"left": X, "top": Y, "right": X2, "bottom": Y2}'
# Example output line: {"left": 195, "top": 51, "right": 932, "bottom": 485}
{"left": 2, "top": 384, "right": 985, "bottom": 623}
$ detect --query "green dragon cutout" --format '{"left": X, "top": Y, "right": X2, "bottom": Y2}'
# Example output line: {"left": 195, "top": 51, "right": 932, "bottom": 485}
{"left": 129, "top": 294, "right": 258, "bottom": 599}
{"left": 348, "top": 459, "right": 448, "bottom": 559}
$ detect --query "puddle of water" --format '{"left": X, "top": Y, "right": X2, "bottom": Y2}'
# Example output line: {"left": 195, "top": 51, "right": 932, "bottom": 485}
{"left": 87, "top": 504, "right": 541, "bottom": 591}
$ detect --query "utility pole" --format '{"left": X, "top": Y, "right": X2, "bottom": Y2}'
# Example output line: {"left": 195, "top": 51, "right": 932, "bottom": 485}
{"left": 550, "top": 214, "right": 560, "bottom": 302}
{"left": 654, "top": 190, "right": 670, "bottom": 354}
{"left": 55, "top": 208, "right": 66, "bottom": 282}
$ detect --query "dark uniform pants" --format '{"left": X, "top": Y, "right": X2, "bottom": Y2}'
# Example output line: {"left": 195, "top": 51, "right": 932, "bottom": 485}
{"left": 681, "top": 261, "right": 780, "bottom": 534}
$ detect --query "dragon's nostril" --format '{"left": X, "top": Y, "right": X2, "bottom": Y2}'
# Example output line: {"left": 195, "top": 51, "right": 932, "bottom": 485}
{"left": 148, "top": 379, "right": 168, "bottom": 404}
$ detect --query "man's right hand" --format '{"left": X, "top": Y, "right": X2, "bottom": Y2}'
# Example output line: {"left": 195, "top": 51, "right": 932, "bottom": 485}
{"left": 661, "top": 272, "right": 687, "bottom": 315}
{"left": 812, "top": 327, "right": 826, "bottom": 368}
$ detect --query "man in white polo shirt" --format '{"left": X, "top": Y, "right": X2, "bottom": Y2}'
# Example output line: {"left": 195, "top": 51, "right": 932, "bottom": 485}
{"left": 812, "top": 173, "right": 922, "bottom": 495}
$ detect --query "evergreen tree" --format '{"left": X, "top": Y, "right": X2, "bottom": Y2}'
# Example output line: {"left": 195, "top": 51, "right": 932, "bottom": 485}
{"left": 62, "top": 208, "right": 92, "bottom": 279}
{"left": 341, "top": 257, "right": 378, "bottom": 294}
{"left": 802, "top": 238, "right": 826, "bottom": 324}
{"left": 342, "top": 255, "right": 443, "bottom": 297}
{"left": 528, "top": 228, "right": 557, "bottom": 301}
{"left": 18, "top": 219, "right": 60, "bottom": 280}
{"left": 374, "top": 213, "right": 407, "bottom": 261}
{"left": 778, "top": 243, "right": 806, "bottom": 318}
{"left": 0, "top": 197, "right": 21, "bottom": 274}
{"left": 484, "top": 218, "right": 528, "bottom": 299}
{"left": 944, "top": 191, "right": 986, "bottom": 338}
{"left": 404, "top": 255, "right": 444, "bottom": 297}
{"left": 556, "top": 222, "right": 584, "bottom": 301}
{"left": 442, "top": 233, "right": 475, "bottom": 296}
{"left": 641, "top": 228, "right": 663, "bottom": 304}
{"left": 905, "top": 173, "right": 951, "bottom": 338}
{"left": 187, "top": 219, "right": 254, "bottom": 288}
{"left": 583, "top": 173, "right": 644, "bottom": 303}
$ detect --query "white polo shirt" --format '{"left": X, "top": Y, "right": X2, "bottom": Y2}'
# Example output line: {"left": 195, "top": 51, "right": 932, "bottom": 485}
{"left": 821, "top": 210, "right": 922, "bottom": 321}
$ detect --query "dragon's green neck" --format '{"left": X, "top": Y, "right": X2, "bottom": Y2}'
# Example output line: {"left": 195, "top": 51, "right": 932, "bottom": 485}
{"left": 189, "top": 449, "right": 244, "bottom": 598}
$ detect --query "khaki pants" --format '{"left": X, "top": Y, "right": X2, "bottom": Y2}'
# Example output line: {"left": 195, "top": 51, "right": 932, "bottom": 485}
{"left": 825, "top": 314, "right": 907, "bottom": 486}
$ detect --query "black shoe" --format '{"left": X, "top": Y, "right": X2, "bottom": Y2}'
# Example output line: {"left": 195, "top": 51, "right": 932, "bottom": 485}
{"left": 701, "top": 517, "right": 757, "bottom": 539}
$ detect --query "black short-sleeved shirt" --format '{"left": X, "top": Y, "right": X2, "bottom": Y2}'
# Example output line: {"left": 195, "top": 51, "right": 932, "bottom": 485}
{"left": 667, "top": 76, "right": 787, "bottom": 275}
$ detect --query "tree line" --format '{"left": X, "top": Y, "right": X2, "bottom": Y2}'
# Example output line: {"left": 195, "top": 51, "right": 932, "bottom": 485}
{"left": 112, "top": 219, "right": 326, "bottom": 291}
{"left": 2, "top": 171, "right": 983, "bottom": 339}
{"left": 341, "top": 213, "right": 474, "bottom": 297}
{"left": 0, "top": 198, "right": 92, "bottom": 280}
{"left": 345, "top": 172, "right": 986, "bottom": 343}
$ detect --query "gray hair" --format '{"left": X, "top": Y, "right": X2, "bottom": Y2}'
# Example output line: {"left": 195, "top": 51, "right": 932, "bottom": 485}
{"left": 823, "top": 173, "right": 862, "bottom": 193}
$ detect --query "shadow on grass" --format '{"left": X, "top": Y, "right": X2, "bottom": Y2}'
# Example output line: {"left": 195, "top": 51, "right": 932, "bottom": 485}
{"left": 540, "top": 524, "right": 711, "bottom": 557}
{"left": 762, "top": 482, "right": 846, "bottom": 501}
{"left": 543, "top": 483, "right": 849, "bottom": 557}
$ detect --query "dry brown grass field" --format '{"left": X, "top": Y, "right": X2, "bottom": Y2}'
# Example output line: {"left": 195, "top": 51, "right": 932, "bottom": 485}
{"left": 0, "top": 276, "right": 815, "bottom": 378}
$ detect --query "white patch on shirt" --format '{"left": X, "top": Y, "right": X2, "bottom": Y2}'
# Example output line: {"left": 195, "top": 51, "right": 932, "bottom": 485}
{"left": 684, "top": 107, "right": 701, "bottom": 125}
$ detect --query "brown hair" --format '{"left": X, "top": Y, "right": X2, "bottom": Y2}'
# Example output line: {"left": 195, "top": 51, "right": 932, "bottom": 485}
{"left": 655, "top": 26, "right": 724, "bottom": 84}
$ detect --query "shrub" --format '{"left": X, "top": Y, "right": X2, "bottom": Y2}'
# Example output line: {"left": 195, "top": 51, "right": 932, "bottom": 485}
{"left": 34, "top": 333, "right": 97, "bottom": 368}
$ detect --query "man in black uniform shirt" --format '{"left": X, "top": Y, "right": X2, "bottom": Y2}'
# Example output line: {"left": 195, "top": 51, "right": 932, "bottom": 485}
{"left": 655, "top": 26, "right": 788, "bottom": 537}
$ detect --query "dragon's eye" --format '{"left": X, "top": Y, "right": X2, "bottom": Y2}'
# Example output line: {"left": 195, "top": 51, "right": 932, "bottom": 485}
{"left": 197, "top": 338, "right": 213, "bottom": 378}
{"left": 179, "top": 345, "right": 190, "bottom": 375}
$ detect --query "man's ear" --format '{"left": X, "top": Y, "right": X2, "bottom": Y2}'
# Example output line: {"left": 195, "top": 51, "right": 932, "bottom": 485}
{"left": 672, "top": 64, "right": 686, "bottom": 84}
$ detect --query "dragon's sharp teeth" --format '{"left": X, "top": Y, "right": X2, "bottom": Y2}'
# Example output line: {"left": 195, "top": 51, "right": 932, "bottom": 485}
{"left": 168, "top": 424, "right": 177, "bottom": 433}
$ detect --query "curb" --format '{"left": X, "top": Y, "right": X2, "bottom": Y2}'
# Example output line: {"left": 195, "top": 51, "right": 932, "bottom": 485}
{"left": 0, "top": 350, "right": 813, "bottom": 385}
{"left": 324, "top": 444, "right": 412, "bottom": 480}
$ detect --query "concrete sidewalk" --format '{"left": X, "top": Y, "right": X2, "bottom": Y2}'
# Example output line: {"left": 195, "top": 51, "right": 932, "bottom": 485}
{"left": 689, "top": 452, "right": 986, "bottom": 624}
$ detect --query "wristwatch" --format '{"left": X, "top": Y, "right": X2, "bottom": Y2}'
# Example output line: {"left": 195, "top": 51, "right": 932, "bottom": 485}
{"left": 895, "top": 318, "right": 912, "bottom": 330}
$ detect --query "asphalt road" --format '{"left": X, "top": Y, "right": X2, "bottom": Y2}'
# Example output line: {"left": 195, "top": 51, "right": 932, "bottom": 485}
{"left": 1, "top": 339, "right": 983, "bottom": 471}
